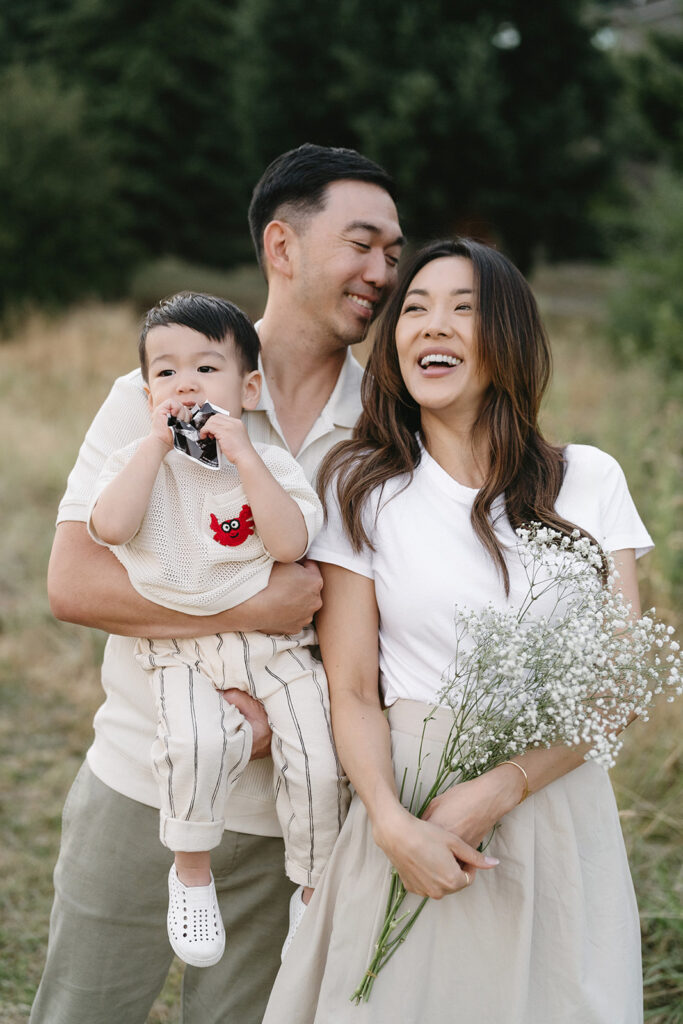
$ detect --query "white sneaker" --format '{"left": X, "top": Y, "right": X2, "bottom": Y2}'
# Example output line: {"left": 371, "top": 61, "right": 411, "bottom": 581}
{"left": 281, "top": 885, "right": 307, "bottom": 961}
{"left": 167, "top": 865, "right": 226, "bottom": 968}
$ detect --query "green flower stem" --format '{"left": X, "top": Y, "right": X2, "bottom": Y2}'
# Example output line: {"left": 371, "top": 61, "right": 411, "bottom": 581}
{"left": 351, "top": 890, "right": 428, "bottom": 1004}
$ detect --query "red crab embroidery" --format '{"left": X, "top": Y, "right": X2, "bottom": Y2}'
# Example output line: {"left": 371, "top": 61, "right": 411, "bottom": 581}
{"left": 209, "top": 505, "right": 255, "bottom": 547}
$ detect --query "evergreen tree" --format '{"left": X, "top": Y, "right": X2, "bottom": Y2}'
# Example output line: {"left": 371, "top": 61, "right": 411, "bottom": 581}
{"left": 37, "top": 0, "right": 253, "bottom": 266}
{"left": 1, "top": 0, "right": 621, "bottom": 309}
{"left": 0, "top": 64, "right": 129, "bottom": 313}
{"left": 616, "top": 29, "right": 683, "bottom": 172}
{"left": 234, "top": 0, "right": 618, "bottom": 267}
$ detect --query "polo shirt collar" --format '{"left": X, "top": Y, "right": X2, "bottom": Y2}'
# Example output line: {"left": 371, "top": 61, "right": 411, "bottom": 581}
{"left": 254, "top": 344, "right": 362, "bottom": 430}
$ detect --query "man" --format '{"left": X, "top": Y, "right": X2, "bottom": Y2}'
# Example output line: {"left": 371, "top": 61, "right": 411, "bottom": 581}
{"left": 32, "top": 144, "right": 403, "bottom": 1024}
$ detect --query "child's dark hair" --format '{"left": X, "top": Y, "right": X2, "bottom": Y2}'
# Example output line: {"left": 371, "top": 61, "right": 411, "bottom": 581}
{"left": 139, "top": 292, "right": 260, "bottom": 381}
{"left": 248, "top": 143, "right": 397, "bottom": 272}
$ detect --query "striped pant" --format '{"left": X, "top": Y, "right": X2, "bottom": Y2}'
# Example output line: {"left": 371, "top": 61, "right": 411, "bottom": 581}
{"left": 135, "top": 628, "right": 350, "bottom": 887}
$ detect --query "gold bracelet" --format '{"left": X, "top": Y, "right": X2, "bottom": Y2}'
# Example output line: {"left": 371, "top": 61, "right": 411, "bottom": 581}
{"left": 500, "top": 760, "right": 529, "bottom": 804}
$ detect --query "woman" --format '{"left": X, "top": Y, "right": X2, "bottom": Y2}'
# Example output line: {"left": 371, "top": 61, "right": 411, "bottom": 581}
{"left": 263, "top": 240, "right": 651, "bottom": 1023}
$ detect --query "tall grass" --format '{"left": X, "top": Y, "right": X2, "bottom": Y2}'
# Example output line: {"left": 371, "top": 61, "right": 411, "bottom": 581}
{"left": 534, "top": 266, "right": 683, "bottom": 1023}
{"left": 0, "top": 269, "right": 680, "bottom": 1022}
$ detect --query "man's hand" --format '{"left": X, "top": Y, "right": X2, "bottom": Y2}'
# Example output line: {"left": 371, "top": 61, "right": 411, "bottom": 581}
{"left": 222, "top": 689, "right": 272, "bottom": 759}
{"left": 249, "top": 559, "right": 323, "bottom": 634}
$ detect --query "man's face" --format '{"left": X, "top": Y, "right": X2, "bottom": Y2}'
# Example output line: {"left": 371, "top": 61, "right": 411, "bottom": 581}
{"left": 292, "top": 180, "right": 404, "bottom": 348}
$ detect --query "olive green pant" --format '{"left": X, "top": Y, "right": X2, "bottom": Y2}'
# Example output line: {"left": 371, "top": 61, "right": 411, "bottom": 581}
{"left": 29, "top": 763, "right": 292, "bottom": 1024}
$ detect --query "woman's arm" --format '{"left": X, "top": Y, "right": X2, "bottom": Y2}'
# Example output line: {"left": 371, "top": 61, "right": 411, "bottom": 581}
{"left": 317, "top": 562, "right": 497, "bottom": 898}
{"left": 48, "top": 522, "right": 323, "bottom": 637}
{"left": 423, "top": 549, "right": 642, "bottom": 851}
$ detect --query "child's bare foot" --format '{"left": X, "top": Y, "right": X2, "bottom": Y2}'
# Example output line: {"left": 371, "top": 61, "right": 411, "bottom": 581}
{"left": 302, "top": 885, "right": 314, "bottom": 906}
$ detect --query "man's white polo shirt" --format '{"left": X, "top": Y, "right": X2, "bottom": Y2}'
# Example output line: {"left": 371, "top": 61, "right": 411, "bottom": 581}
{"left": 57, "top": 348, "right": 363, "bottom": 836}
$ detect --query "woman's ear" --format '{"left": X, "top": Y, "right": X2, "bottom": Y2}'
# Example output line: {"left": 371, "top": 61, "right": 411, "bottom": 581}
{"left": 241, "top": 370, "right": 262, "bottom": 410}
{"left": 262, "top": 220, "right": 297, "bottom": 280}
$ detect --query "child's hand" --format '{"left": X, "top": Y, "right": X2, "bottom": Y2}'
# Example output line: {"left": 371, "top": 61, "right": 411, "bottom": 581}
{"left": 150, "top": 399, "right": 187, "bottom": 449}
{"left": 199, "top": 414, "right": 255, "bottom": 466}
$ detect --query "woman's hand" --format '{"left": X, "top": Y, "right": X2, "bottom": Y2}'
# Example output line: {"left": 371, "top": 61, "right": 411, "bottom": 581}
{"left": 422, "top": 776, "right": 503, "bottom": 849}
{"left": 373, "top": 804, "right": 498, "bottom": 899}
{"left": 420, "top": 768, "right": 526, "bottom": 884}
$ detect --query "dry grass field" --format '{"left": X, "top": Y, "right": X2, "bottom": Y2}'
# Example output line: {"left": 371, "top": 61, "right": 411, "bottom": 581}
{"left": 0, "top": 265, "right": 681, "bottom": 1022}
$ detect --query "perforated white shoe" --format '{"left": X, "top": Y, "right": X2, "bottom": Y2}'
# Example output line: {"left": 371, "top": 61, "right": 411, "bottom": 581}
{"left": 281, "top": 885, "right": 307, "bottom": 961}
{"left": 167, "top": 864, "right": 226, "bottom": 967}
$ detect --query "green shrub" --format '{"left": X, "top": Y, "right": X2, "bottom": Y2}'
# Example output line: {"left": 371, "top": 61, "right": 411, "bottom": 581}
{"left": 129, "top": 258, "right": 267, "bottom": 322}
{"left": 606, "top": 168, "right": 683, "bottom": 378}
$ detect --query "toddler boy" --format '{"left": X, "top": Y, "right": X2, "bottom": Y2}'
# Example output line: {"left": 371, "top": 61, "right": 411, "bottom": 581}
{"left": 88, "top": 292, "right": 349, "bottom": 967}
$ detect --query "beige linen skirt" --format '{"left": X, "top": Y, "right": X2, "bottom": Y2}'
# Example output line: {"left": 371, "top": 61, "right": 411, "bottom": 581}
{"left": 262, "top": 699, "right": 642, "bottom": 1024}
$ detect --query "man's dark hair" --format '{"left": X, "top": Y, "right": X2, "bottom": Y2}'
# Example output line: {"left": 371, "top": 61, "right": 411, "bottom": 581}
{"left": 139, "top": 292, "right": 260, "bottom": 381}
{"left": 248, "top": 143, "right": 397, "bottom": 272}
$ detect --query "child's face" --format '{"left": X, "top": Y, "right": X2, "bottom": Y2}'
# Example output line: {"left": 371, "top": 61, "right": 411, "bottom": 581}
{"left": 144, "top": 324, "right": 260, "bottom": 416}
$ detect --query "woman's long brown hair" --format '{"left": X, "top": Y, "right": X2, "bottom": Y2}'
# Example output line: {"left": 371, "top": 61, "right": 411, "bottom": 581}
{"left": 317, "top": 238, "right": 596, "bottom": 594}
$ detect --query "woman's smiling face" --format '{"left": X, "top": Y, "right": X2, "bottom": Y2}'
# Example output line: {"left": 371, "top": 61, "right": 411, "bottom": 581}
{"left": 395, "top": 256, "right": 491, "bottom": 424}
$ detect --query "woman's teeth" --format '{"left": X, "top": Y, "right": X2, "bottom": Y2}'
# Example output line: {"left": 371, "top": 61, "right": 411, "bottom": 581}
{"left": 419, "top": 354, "right": 462, "bottom": 368}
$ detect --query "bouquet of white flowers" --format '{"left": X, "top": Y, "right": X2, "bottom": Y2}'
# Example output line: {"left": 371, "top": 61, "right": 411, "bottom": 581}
{"left": 352, "top": 525, "right": 681, "bottom": 1005}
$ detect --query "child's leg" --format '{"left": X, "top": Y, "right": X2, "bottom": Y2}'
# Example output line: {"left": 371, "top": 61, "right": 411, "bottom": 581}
{"left": 136, "top": 637, "right": 251, "bottom": 854}
{"left": 135, "top": 637, "right": 253, "bottom": 967}
{"left": 226, "top": 629, "right": 350, "bottom": 959}
{"left": 175, "top": 850, "right": 211, "bottom": 887}
{"left": 246, "top": 633, "right": 351, "bottom": 887}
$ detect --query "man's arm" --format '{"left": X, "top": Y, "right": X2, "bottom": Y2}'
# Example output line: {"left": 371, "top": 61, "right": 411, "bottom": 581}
{"left": 48, "top": 521, "right": 323, "bottom": 638}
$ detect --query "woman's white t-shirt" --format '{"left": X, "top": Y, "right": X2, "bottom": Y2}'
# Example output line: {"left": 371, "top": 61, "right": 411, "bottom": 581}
{"left": 309, "top": 443, "right": 653, "bottom": 707}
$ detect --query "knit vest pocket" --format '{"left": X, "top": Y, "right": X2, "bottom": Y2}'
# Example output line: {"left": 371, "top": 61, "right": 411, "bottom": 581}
{"left": 201, "top": 485, "right": 267, "bottom": 564}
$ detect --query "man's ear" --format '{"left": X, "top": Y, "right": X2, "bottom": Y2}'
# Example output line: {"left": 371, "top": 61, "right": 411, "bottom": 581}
{"left": 262, "top": 220, "right": 296, "bottom": 279}
{"left": 241, "top": 370, "right": 262, "bottom": 410}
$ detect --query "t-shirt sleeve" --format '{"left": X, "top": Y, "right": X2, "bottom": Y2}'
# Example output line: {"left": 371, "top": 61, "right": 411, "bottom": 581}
{"left": 57, "top": 370, "right": 151, "bottom": 524}
{"left": 308, "top": 480, "right": 374, "bottom": 579}
{"left": 258, "top": 445, "right": 324, "bottom": 555}
{"left": 563, "top": 445, "right": 654, "bottom": 559}
{"left": 598, "top": 453, "right": 653, "bottom": 558}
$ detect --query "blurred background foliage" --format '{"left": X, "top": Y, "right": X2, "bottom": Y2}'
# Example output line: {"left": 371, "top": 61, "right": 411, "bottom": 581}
{"left": 606, "top": 167, "right": 683, "bottom": 375}
{"left": 0, "top": 0, "right": 681, "bottom": 365}
{"left": 1, "top": 3, "right": 682, "bottom": 1021}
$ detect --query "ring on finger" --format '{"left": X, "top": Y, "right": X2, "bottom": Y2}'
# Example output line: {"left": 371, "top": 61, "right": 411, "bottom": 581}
{"left": 463, "top": 870, "right": 471, "bottom": 887}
